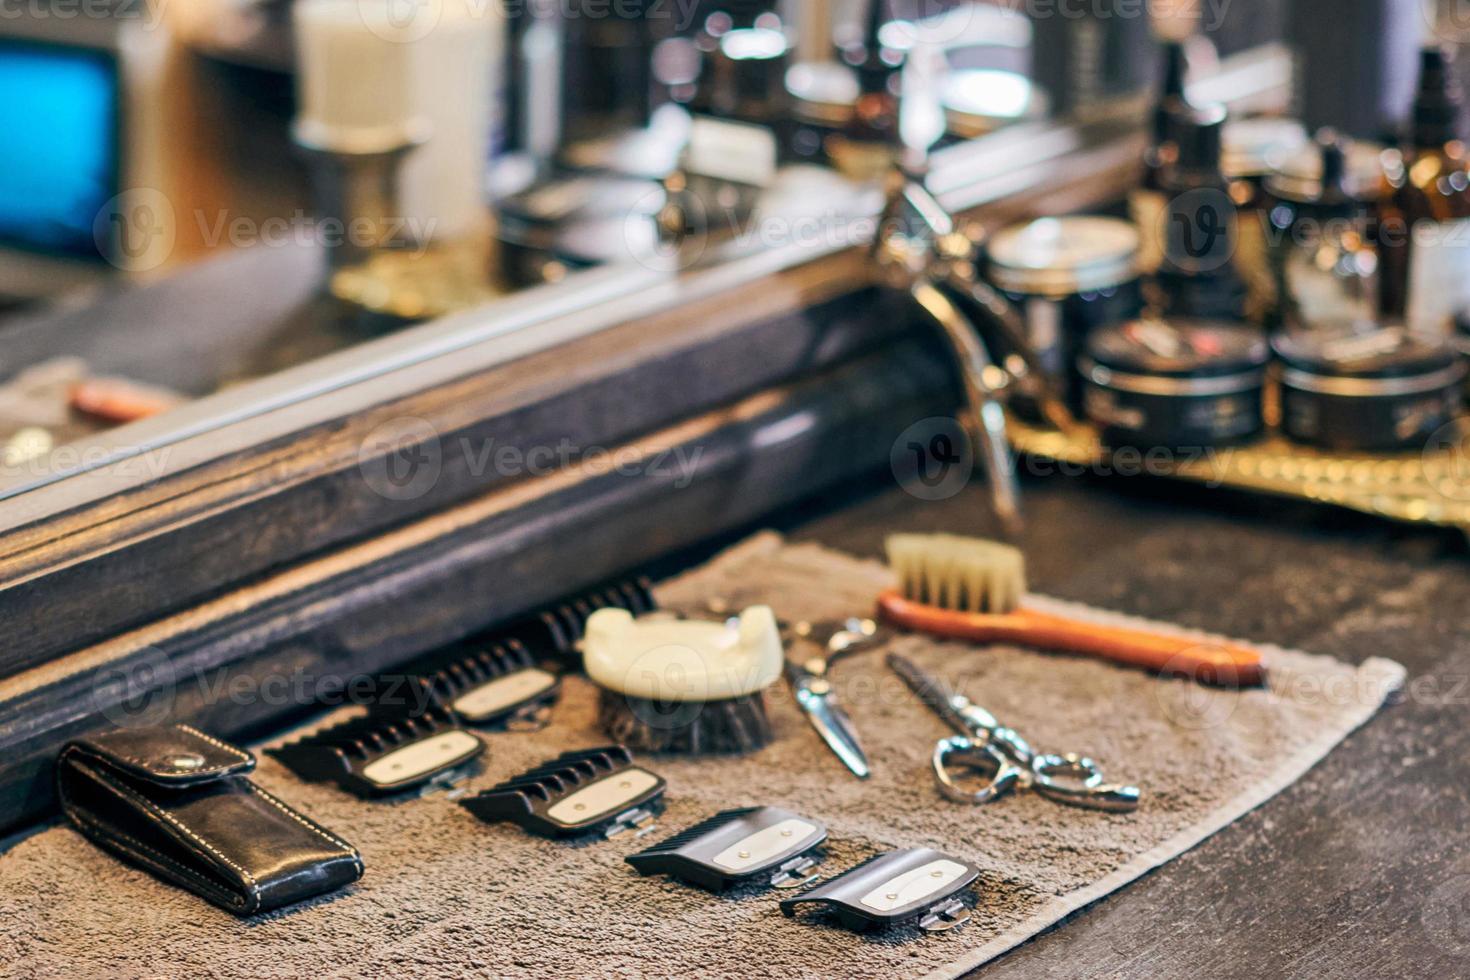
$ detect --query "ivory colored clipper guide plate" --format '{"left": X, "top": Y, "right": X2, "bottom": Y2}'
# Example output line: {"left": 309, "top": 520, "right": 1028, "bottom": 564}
{"left": 780, "top": 847, "right": 981, "bottom": 933}
{"left": 269, "top": 706, "right": 486, "bottom": 798}
{"left": 461, "top": 746, "right": 666, "bottom": 838}
{"left": 387, "top": 637, "right": 561, "bottom": 729}
{"left": 625, "top": 806, "right": 828, "bottom": 892}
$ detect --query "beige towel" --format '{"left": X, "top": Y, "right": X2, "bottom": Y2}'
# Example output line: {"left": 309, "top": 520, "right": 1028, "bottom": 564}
{"left": 0, "top": 533, "right": 1403, "bottom": 980}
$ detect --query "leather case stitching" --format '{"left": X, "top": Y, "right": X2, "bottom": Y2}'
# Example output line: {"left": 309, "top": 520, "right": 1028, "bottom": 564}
{"left": 62, "top": 806, "right": 247, "bottom": 910}
{"left": 63, "top": 750, "right": 261, "bottom": 896}
{"left": 59, "top": 733, "right": 361, "bottom": 912}
{"left": 176, "top": 724, "right": 253, "bottom": 764}
{"left": 57, "top": 751, "right": 250, "bottom": 908}
{"left": 246, "top": 783, "right": 363, "bottom": 876}
{"left": 81, "top": 725, "right": 254, "bottom": 779}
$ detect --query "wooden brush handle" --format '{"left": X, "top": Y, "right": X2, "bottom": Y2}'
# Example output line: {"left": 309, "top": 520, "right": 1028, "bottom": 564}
{"left": 877, "top": 591, "right": 1265, "bottom": 688}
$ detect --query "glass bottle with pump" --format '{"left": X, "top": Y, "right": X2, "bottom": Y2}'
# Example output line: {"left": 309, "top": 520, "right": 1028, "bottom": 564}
{"left": 1378, "top": 45, "right": 1470, "bottom": 332}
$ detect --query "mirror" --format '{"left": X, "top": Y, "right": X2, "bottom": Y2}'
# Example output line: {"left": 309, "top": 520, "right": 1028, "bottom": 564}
{"left": 0, "top": 0, "right": 1299, "bottom": 505}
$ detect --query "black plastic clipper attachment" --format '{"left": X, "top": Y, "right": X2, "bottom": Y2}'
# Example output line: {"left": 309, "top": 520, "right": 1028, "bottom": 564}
{"left": 461, "top": 745, "right": 666, "bottom": 838}
{"left": 626, "top": 806, "right": 828, "bottom": 892}
{"left": 779, "top": 847, "right": 980, "bottom": 933}
{"left": 269, "top": 706, "right": 485, "bottom": 798}
{"left": 380, "top": 638, "right": 561, "bottom": 730}
{"left": 526, "top": 576, "right": 657, "bottom": 661}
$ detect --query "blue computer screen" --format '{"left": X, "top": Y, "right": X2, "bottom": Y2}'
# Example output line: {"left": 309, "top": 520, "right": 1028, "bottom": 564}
{"left": 0, "top": 42, "right": 118, "bottom": 257}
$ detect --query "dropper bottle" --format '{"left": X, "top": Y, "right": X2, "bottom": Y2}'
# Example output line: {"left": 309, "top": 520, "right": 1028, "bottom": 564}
{"left": 1273, "top": 132, "right": 1380, "bottom": 329}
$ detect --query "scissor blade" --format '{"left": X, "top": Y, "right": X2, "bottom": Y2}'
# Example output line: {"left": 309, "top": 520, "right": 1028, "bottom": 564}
{"left": 793, "top": 682, "right": 870, "bottom": 779}
{"left": 888, "top": 653, "right": 961, "bottom": 719}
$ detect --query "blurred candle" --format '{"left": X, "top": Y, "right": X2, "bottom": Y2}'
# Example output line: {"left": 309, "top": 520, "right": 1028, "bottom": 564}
{"left": 398, "top": 0, "right": 502, "bottom": 241}
{"left": 292, "top": 0, "right": 428, "bottom": 152}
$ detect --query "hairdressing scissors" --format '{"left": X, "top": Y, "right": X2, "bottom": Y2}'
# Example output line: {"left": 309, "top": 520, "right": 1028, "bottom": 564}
{"left": 782, "top": 617, "right": 885, "bottom": 780}
{"left": 887, "top": 653, "right": 1141, "bottom": 812}
{"left": 706, "top": 599, "right": 885, "bottom": 779}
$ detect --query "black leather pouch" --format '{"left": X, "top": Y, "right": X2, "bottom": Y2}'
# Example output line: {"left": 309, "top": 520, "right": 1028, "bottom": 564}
{"left": 57, "top": 724, "right": 364, "bottom": 916}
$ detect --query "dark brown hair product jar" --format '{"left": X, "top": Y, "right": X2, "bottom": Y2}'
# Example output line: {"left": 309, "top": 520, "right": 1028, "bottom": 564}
{"left": 1081, "top": 319, "right": 1269, "bottom": 451}
{"left": 1273, "top": 326, "right": 1466, "bottom": 451}
{"left": 984, "top": 216, "right": 1143, "bottom": 412}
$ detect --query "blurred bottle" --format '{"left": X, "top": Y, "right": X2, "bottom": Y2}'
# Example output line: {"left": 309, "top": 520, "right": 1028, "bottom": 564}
{"left": 1133, "top": 39, "right": 1195, "bottom": 276}
{"left": 1028, "top": 0, "right": 1154, "bottom": 118}
{"left": 782, "top": 0, "right": 860, "bottom": 166}
{"left": 691, "top": 2, "right": 790, "bottom": 126}
{"left": 825, "top": 0, "right": 902, "bottom": 181}
{"left": 1271, "top": 133, "right": 1381, "bottom": 329}
{"left": 660, "top": 1, "right": 786, "bottom": 252}
{"left": 1378, "top": 45, "right": 1470, "bottom": 332}
{"left": 1287, "top": 0, "right": 1422, "bottom": 142}
{"left": 559, "top": 0, "right": 676, "bottom": 151}
{"left": 1155, "top": 102, "right": 1248, "bottom": 319}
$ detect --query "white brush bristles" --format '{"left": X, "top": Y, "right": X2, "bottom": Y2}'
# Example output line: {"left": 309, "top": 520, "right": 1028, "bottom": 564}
{"left": 885, "top": 533, "right": 1028, "bottom": 614}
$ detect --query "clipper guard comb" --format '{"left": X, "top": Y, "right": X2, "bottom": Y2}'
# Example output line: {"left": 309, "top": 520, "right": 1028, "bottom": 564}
{"left": 626, "top": 806, "right": 827, "bottom": 891}
{"left": 269, "top": 705, "right": 485, "bottom": 798}
{"left": 460, "top": 746, "right": 666, "bottom": 838}
{"left": 780, "top": 847, "right": 981, "bottom": 933}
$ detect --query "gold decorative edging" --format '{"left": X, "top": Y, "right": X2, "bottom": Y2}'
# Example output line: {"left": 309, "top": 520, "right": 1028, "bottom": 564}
{"left": 1007, "top": 416, "right": 1470, "bottom": 534}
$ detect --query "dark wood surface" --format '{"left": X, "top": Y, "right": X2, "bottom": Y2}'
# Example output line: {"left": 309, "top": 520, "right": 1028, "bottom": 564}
{"left": 0, "top": 333, "right": 959, "bottom": 832}
{"left": 759, "top": 466, "right": 1469, "bottom": 978}
{"left": 10, "top": 436, "right": 1461, "bottom": 975}
{"left": 6, "top": 289, "right": 1465, "bottom": 975}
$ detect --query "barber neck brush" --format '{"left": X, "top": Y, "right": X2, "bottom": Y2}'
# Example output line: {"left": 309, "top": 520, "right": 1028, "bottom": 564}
{"left": 583, "top": 605, "right": 785, "bottom": 754}
{"left": 879, "top": 534, "right": 1265, "bottom": 687}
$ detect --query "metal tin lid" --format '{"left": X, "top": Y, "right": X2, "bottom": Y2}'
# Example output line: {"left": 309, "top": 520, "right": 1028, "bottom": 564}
{"left": 786, "top": 61, "right": 859, "bottom": 126}
{"left": 1088, "top": 318, "right": 1269, "bottom": 379}
{"left": 498, "top": 174, "right": 663, "bottom": 229}
{"left": 1222, "top": 117, "right": 1309, "bottom": 179}
{"left": 986, "top": 216, "right": 1140, "bottom": 297}
{"left": 1272, "top": 323, "right": 1459, "bottom": 379}
{"left": 1266, "top": 140, "right": 1388, "bottom": 204}
{"left": 941, "top": 69, "right": 1048, "bottom": 139}
{"left": 551, "top": 213, "right": 661, "bottom": 268}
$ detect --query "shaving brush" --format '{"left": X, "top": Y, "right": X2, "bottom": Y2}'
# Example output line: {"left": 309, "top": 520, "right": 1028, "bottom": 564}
{"left": 583, "top": 605, "right": 785, "bottom": 754}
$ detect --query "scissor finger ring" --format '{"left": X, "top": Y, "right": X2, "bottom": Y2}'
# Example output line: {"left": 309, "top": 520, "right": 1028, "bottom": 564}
{"left": 1030, "top": 753, "right": 1142, "bottom": 812}
{"left": 932, "top": 736, "right": 1026, "bottom": 805}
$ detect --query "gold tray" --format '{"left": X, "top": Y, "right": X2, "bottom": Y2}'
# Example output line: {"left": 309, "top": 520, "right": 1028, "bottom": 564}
{"left": 1008, "top": 415, "right": 1470, "bottom": 538}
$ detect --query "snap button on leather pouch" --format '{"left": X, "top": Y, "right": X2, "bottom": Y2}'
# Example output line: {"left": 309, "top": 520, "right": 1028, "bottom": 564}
{"left": 56, "top": 724, "right": 364, "bottom": 916}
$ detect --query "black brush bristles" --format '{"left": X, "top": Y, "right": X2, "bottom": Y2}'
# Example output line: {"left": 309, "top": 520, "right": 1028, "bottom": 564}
{"left": 597, "top": 690, "right": 774, "bottom": 755}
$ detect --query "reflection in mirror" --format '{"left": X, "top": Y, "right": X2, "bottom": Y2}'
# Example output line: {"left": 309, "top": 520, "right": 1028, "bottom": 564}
{"left": 0, "top": 0, "right": 1312, "bottom": 494}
